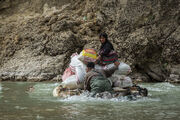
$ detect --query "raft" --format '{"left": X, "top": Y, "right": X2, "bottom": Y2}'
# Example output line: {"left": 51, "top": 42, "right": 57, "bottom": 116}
{"left": 53, "top": 84, "right": 148, "bottom": 99}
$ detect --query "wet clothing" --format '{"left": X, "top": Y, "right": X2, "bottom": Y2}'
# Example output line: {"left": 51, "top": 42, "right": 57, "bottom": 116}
{"left": 90, "top": 75, "right": 112, "bottom": 96}
{"left": 84, "top": 69, "right": 100, "bottom": 91}
{"left": 84, "top": 66, "right": 118, "bottom": 95}
{"left": 99, "top": 40, "right": 118, "bottom": 65}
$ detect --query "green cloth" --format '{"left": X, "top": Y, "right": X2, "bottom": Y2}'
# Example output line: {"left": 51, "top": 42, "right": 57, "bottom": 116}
{"left": 90, "top": 75, "right": 112, "bottom": 96}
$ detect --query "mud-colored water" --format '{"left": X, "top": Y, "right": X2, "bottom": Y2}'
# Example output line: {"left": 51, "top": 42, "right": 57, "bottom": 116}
{"left": 0, "top": 82, "right": 180, "bottom": 120}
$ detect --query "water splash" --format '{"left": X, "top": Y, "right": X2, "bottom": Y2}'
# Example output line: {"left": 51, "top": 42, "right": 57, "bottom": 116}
{"left": 27, "top": 82, "right": 164, "bottom": 103}
{"left": 59, "top": 91, "right": 159, "bottom": 103}
{"left": 15, "top": 106, "right": 28, "bottom": 110}
{"left": 26, "top": 82, "right": 180, "bottom": 105}
{"left": 140, "top": 82, "right": 177, "bottom": 92}
{"left": 0, "top": 83, "right": 3, "bottom": 99}
{"left": 0, "top": 83, "right": 2, "bottom": 91}
{"left": 36, "top": 115, "right": 44, "bottom": 120}
{"left": 28, "top": 83, "right": 60, "bottom": 100}
{"left": 1, "top": 82, "right": 180, "bottom": 120}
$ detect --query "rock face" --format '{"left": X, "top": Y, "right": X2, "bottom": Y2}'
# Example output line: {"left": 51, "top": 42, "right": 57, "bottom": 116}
{"left": 0, "top": 0, "right": 179, "bottom": 82}
{"left": 165, "top": 64, "right": 180, "bottom": 83}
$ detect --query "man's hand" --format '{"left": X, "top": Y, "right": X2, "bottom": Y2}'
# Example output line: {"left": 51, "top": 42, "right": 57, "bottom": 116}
{"left": 97, "top": 56, "right": 101, "bottom": 60}
{"left": 95, "top": 56, "right": 101, "bottom": 64}
{"left": 114, "top": 61, "right": 120, "bottom": 67}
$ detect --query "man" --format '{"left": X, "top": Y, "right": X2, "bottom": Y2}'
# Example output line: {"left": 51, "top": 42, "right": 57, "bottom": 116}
{"left": 84, "top": 62, "right": 119, "bottom": 96}
{"left": 96, "top": 32, "right": 118, "bottom": 66}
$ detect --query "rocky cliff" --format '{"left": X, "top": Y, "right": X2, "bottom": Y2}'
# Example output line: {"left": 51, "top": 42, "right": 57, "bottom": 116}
{"left": 0, "top": 0, "right": 179, "bottom": 82}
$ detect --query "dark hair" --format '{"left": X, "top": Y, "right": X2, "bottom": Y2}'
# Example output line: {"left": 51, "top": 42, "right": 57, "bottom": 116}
{"left": 87, "top": 62, "right": 95, "bottom": 69}
{"left": 99, "top": 32, "right": 114, "bottom": 50}
{"left": 99, "top": 32, "right": 108, "bottom": 41}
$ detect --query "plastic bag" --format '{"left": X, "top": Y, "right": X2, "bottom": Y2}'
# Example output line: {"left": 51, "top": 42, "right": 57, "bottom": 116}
{"left": 78, "top": 49, "right": 97, "bottom": 62}
{"left": 70, "top": 53, "right": 83, "bottom": 68}
{"left": 95, "top": 62, "right": 131, "bottom": 75}
{"left": 69, "top": 53, "right": 87, "bottom": 83}
{"left": 75, "top": 65, "right": 86, "bottom": 83}
{"left": 111, "top": 75, "right": 133, "bottom": 88}
{"left": 62, "top": 67, "right": 75, "bottom": 82}
{"left": 115, "top": 62, "right": 131, "bottom": 75}
{"left": 82, "top": 49, "right": 97, "bottom": 59}
{"left": 95, "top": 63, "right": 115, "bottom": 71}
{"left": 61, "top": 75, "right": 83, "bottom": 90}
{"left": 61, "top": 53, "right": 87, "bottom": 90}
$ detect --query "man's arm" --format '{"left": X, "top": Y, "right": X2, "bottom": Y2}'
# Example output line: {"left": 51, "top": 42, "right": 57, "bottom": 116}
{"left": 103, "top": 62, "right": 120, "bottom": 78}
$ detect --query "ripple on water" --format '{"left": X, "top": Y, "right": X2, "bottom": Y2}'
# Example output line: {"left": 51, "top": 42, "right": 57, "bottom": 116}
{"left": 59, "top": 93, "right": 160, "bottom": 104}
{"left": 1, "top": 82, "right": 180, "bottom": 120}
{"left": 0, "top": 83, "right": 3, "bottom": 99}
{"left": 0, "top": 83, "right": 2, "bottom": 90}
{"left": 28, "top": 83, "right": 60, "bottom": 100}
{"left": 27, "top": 83, "right": 162, "bottom": 104}
{"left": 26, "top": 82, "right": 180, "bottom": 106}
{"left": 140, "top": 82, "right": 177, "bottom": 92}
{"left": 36, "top": 115, "right": 44, "bottom": 119}
{"left": 15, "top": 106, "right": 28, "bottom": 110}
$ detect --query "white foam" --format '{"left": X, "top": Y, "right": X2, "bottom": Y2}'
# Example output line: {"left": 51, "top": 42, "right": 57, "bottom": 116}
{"left": 0, "top": 83, "right": 2, "bottom": 91}
{"left": 132, "top": 97, "right": 161, "bottom": 103}
{"left": 15, "top": 106, "right": 28, "bottom": 110}
{"left": 139, "top": 82, "right": 176, "bottom": 93}
{"left": 32, "top": 83, "right": 58, "bottom": 92}
{"left": 28, "top": 83, "right": 56, "bottom": 100}
{"left": 28, "top": 82, "right": 178, "bottom": 103}
{"left": 36, "top": 115, "right": 44, "bottom": 120}
{"left": 0, "top": 83, "right": 2, "bottom": 98}
{"left": 153, "top": 82, "right": 175, "bottom": 88}
{"left": 58, "top": 92, "right": 158, "bottom": 103}
{"left": 146, "top": 87, "right": 164, "bottom": 92}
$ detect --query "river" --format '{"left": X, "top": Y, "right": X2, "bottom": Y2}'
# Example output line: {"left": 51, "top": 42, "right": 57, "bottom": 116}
{"left": 0, "top": 82, "right": 180, "bottom": 120}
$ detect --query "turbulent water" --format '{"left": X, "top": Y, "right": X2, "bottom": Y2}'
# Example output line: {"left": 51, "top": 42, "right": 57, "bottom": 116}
{"left": 0, "top": 82, "right": 180, "bottom": 120}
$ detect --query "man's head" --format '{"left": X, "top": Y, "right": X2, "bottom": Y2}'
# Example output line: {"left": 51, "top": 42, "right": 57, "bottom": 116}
{"left": 86, "top": 62, "right": 95, "bottom": 72}
{"left": 99, "top": 32, "right": 108, "bottom": 44}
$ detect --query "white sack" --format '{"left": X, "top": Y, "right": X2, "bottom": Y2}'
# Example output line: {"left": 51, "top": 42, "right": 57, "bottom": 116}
{"left": 61, "top": 75, "right": 83, "bottom": 90}
{"left": 111, "top": 75, "right": 133, "bottom": 88}
{"left": 69, "top": 53, "right": 86, "bottom": 83}
{"left": 95, "top": 62, "right": 131, "bottom": 75}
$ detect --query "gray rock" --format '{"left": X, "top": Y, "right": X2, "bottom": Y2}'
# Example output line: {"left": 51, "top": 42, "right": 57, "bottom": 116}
{"left": 0, "top": 0, "right": 179, "bottom": 82}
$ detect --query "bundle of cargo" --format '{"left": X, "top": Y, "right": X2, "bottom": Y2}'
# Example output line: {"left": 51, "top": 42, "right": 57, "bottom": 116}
{"left": 61, "top": 49, "right": 98, "bottom": 90}
{"left": 53, "top": 84, "right": 83, "bottom": 97}
{"left": 95, "top": 62, "right": 132, "bottom": 76}
{"left": 61, "top": 53, "right": 85, "bottom": 89}
{"left": 78, "top": 49, "right": 98, "bottom": 63}
{"left": 56, "top": 48, "right": 148, "bottom": 99}
{"left": 53, "top": 84, "right": 148, "bottom": 98}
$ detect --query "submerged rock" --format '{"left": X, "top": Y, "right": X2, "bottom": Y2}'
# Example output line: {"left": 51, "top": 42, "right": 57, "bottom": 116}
{"left": 165, "top": 64, "right": 180, "bottom": 83}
